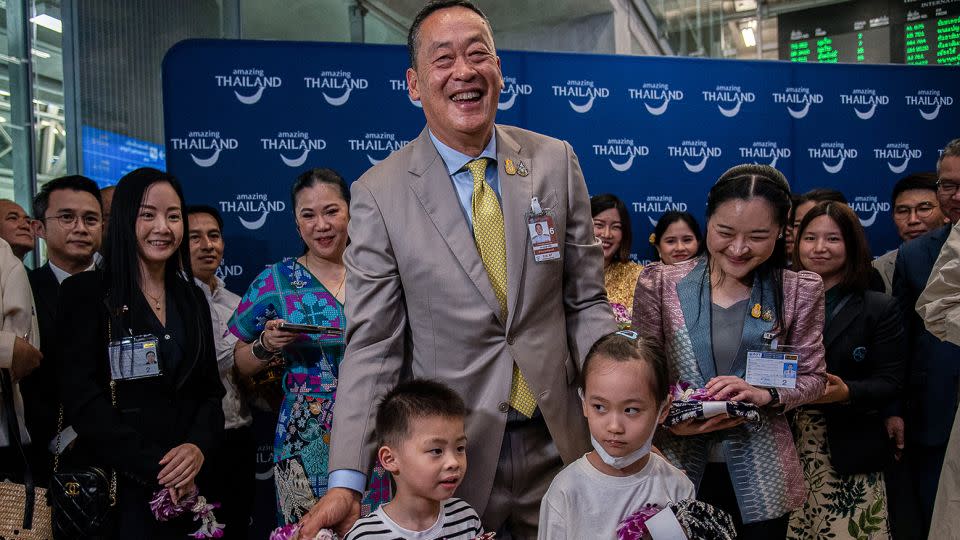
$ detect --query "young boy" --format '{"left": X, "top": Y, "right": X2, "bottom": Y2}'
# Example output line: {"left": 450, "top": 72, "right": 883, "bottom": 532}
{"left": 344, "top": 379, "right": 485, "bottom": 540}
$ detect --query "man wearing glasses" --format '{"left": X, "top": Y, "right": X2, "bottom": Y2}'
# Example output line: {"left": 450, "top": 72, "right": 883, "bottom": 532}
{"left": 872, "top": 173, "right": 948, "bottom": 295}
{"left": 891, "top": 138, "right": 960, "bottom": 537}
{"left": 21, "top": 175, "right": 102, "bottom": 485}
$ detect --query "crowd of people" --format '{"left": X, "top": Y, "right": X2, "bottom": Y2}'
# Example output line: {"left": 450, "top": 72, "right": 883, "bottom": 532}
{"left": 2, "top": 1, "right": 960, "bottom": 539}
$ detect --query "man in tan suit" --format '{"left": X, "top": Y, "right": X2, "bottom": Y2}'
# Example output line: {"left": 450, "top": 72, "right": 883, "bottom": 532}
{"left": 300, "top": 1, "right": 615, "bottom": 537}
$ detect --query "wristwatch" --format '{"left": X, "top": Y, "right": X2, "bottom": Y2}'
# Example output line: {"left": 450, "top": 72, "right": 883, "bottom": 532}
{"left": 766, "top": 387, "right": 781, "bottom": 407}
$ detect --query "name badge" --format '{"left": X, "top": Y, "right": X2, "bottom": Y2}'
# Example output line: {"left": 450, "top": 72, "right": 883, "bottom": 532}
{"left": 108, "top": 334, "right": 162, "bottom": 381}
{"left": 527, "top": 197, "right": 560, "bottom": 263}
{"left": 745, "top": 350, "right": 798, "bottom": 389}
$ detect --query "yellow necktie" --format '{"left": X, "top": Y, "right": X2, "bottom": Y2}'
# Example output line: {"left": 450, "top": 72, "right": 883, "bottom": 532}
{"left": 467, "top": 158, "right": 537, "bottom": 418}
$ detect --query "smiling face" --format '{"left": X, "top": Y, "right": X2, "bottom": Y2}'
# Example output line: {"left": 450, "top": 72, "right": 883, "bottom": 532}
{"left": 798, "top": 214, "right": 847, "bottom": 290}
{"left": 582, "top": 356, "right": 667, "bottom": 461}
{"left": 188, "top": 212, "right": 224, "bottom": 286}
{"left": 657, "top": 219, "right": 699, "bottom": 265}
{"left": 381, "top": 414, "right": 467, "bottom": 504}
{"left": 593, "top": 208, "right": 623, "bottom": 265}
{"left": 706, "top": 198, "right": 779, "bottom": 282}
{"left": 294, "top": 183, "right": 349, "bottom": 263}
{"left": 135, "top": 182, "right": 183, "bottom": 273}
{"left": 406, "top": 6, "right": 503, "bottom": 155}
{"left": 36, "top": 189, "right": 102, "bottom": 269}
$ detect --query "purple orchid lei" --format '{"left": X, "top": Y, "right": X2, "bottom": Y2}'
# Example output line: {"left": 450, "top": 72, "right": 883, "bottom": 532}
{"left": 268, "top": 524, "right": 338, "bottom": 540}
{"left": 616, "top": 503, "right": 663, "bottom": 540}
{"left": 670, "top": 380, "right": 711, "bottom": 401}
{"left": 149, "top": 487, "right": 224, "bottom": 538}
{"left": 611, "top": 303, "right": 631, "bottom": 329}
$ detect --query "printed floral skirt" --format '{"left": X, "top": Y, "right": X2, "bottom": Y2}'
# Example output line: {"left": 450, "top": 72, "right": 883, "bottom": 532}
{"left": 787, "top": 408, "right": 890, "bottom": 540}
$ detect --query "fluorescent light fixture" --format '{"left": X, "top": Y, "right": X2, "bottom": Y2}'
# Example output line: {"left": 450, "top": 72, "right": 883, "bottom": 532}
{"left": 30, "top": 13, "right": 62, "bottom": 33}
{"left": 31, "top": 48, "right": 51, "bottom": 59}
{"left": 734, "top": 0, "right": 757, "bottom": 12}
{"left": 741, "top": 26, "right": 756, "bottom": 47}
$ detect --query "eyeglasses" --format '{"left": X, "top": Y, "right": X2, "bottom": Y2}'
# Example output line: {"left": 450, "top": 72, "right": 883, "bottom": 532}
{"left": 44, "top": 213, "right": 102, "bottom": 228}
{"left": 893, "top": 202, "right": 939, "bottom": 220}
{"left": 938, "top": 180, "right": 960, "bottom": 196}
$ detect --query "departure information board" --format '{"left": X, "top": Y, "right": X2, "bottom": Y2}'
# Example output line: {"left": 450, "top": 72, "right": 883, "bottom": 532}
{"left": 903, "top": 2, "right": 960, "bottom": 65}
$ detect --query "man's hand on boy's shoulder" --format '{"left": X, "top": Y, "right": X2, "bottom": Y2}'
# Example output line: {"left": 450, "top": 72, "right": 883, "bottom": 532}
{"left": 299, "top": 487, "right": 361, "bottom": 539}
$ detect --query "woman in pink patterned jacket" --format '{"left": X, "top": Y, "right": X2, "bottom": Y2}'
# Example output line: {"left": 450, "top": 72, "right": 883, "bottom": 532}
{"left": 633, "top": 164, "right": 826, "bottom": 539}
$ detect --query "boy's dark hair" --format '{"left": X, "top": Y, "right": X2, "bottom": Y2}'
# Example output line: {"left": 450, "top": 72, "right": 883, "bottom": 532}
{"left": 377, "top": 379, "right": 467, "bottom": 447}
{"left": 33, "top": 174, "right": 102, "bottom": 220}
{"left": 407, "top": 0, "right": 491, "bottom": 69}
{"left": 579, "top": 331, "right": 675, "bottom": 405}
{"left": 186, "top": 204, "right": 224, "bottom": 231}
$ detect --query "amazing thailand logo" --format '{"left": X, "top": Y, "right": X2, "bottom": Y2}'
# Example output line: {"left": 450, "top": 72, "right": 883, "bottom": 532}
{"left": 261, "top": 131, "right": 327, "bottom": 167}
{"left": 629, "top": 83, "right": 684, "bottom": 116}
{"left": 215, "top": 68, "right": 281, "bottom": 105}
{"left": 552, "top": 79, "right": 610, "bottom": 114}
{"left": 305, "top": 70, "right": 369, "bottom": 107}
{"left": 169, "top": 131, "right": 238, "bottom": 168}
{"left": 593, "top": 138, "right": 650, "bottom": 172}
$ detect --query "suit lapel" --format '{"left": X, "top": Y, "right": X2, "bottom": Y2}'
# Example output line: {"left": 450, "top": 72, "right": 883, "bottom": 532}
{"left": 824, "top": 292, "right": 862, "bottom": 349}
{"left": 730, "top": 276, "right": 776, "bottom": 377}
{"left": 35, "top": 264, "right": 59, "bottom": 327}
{"left": 498, "top": 129, "right": 531, "bottom": 330}
{"left": 407, "top": 128, "right": 504, "bottom": 322}
{"left": 676, "top": 258, "right": 715, "bottom": 382}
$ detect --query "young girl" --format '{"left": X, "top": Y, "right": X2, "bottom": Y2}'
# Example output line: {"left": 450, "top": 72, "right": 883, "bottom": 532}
{"left": 538, "top": 330, "right": 695, "bottom": 539}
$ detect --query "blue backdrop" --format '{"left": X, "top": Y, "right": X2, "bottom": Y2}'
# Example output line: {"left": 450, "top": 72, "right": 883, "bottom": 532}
{"left": 162, "top": 39, "right": 960, "bottom": 293}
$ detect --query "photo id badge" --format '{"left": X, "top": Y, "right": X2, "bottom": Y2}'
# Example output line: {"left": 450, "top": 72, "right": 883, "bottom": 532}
{"left": 745, "top": 350, "right": 798, "bottom": 389}
{"left": 527, "top": 213, "right": 560, "bottom": 262}
{"left": 108, "top": 334, "right": 162, "bottom": 381}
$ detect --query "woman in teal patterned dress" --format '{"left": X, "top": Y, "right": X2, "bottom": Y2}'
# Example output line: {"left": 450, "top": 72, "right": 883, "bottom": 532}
{"left": 230, "top": 168, "right": 389, "bottom": 525}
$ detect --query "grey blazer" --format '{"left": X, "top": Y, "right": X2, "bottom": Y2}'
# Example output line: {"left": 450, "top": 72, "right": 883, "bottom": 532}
{"left": 330, "top": 125, "right": 616, "bottom": 514}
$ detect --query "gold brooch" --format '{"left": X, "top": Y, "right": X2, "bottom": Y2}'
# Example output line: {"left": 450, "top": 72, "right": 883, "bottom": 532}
{"left": 649, "top": 233, "right": 656, "bottom": 244}
{"left": 504, "top": 159, "right": 517, "bottom": 176}
{"left": 750, "top": 303, "right": 762, "bottom": 319}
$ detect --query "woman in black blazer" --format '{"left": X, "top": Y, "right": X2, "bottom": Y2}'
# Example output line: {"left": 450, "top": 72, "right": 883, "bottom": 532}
{"left": 786, "top": 201, "right": 905, "bottom": 539}
{"left": 55, "top": 168, "right": 224, "bottom": 538}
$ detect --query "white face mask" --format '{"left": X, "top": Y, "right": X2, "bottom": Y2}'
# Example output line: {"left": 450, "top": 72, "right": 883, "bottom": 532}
{"left": 580, "top": 388, "right": 665, "bottom": 470}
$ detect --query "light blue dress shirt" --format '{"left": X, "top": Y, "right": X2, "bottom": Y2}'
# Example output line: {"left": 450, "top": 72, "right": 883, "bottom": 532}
{"left": 327, "top": 129, "right": 500, "bottom": 495}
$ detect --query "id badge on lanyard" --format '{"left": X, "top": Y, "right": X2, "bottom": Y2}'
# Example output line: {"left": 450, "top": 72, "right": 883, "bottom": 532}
{"left": 526, "top": 197, "right": 560, "bottom": 263}
{"left": 108, "top": 334, "right": 162, "bottom": 381}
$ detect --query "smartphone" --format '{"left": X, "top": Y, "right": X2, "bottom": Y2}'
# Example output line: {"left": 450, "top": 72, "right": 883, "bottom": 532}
{"left": 276, "top": 322, "right": 343, "bottom": 336}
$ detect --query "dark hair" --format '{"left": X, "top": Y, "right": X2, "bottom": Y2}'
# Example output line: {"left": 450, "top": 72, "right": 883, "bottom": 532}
{"left": 290, "top": 168, "right": 350, "bottom": 254}
{"left": 407, "top": 0, "right": 491, "bottom": 69}
{"left": 707, "top": 164, "right": 793, "bottom": 330}
{"left": 579, "top": 331, "right": 674, "bottom": 406}
{"left": 376, "top": 379, "right": 467, "bottom": 448}
{"left": 652, "top": 211, "right": 703, "bottom": 261}
{"left": 892, "top": 172, "right": 938, "bottom": 203}
{"left": 591, "top": 194, "right": 632, "bottom": 263}
{"left": 793, "top": 201, "right": 873, "bottom": 292}
{"left": 797, "top": 188, "right": 848, "bottom": 209}
{"left": 103, "top": 167, "right": 194, "bottom": 313}
{"left": 33, "top": 175, "right": 102, "bottom": 220}
{"left": 186, "top": 204, "right": 224, "bottom": 231}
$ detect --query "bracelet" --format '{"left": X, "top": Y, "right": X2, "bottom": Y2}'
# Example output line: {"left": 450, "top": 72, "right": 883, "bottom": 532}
{"left": 252, "top": 332, "right": 279, "bottom": 362}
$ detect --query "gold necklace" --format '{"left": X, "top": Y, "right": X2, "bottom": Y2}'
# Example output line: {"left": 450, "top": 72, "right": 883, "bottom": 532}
{"left": 143, "top": 288, "right": 164, "bottom": 311}
{"left": 304, "top": 256, "right": 345, "bottom": 298}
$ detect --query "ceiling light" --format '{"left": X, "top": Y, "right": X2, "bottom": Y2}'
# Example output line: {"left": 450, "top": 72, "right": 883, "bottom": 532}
{"left": 734, "top": 0, "right": 757, "bottom": 12}
{"left": 30, "top": 14, "right": 62, "bottom": 33}
{"left": 741, "top": 26, "right": 756, "bottom": 47}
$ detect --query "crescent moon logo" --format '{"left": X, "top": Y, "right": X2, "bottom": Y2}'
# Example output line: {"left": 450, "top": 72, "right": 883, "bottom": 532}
{"left": 920, "top": 104, "right": 942, "bottom": 121}
{"left": 858, "top": 208, "right": 879, "bottom": 227}
{"left": 609, "top": 154, "right": 635, "bottom": 172}
{"left": 238, "top": 210, "right": 270, "bottom": 230}
{"left": 718, "top": 99, "right": 742, "bottom": 118}
{"left": 280, "top": 148, "right": 310, "bottom": 168}
{"left": 823, "top": 156, "right": 846, "bottom": 174}
{"left": 684, "top": 155, "right": 710, "bottom": 173}
{"left": 234, "top": 87, "right": 265, "bottom": 105}
{"left": 367, "top": 154, "right": 382, "bottom": 166}
{"left": 190, "top": 148, "right": 222, "bottom": 168}
{"left": 569, "top": 95, "right": 595, "bottom": 114}
{"left": 408, "top": 95, "right": 423, "bottom": 108}
{"left": 323, "top": 87, "right": 353, "bottom": 107}
{"left": 648, "top": 215, "right": 659, "bottom": 226}
{"left": 769, "top": 156, "right": 779, "bottom": 168}
{"left": 888, "top": 157, "right": 910, "bottom": 174}
{"left": 498, "top": 93, "right": 517, "bottom": 111}
{"left": 787, "top": 101, "right": 811, "bottom": 119}
{"left": 254, "top": 468, "right": 274, "bottom": 481}
{"left": 644, "top": 96, "right": 670, "bottom": 116}
{"left": 854, "top": 103, "right": 877, "bottom": 120}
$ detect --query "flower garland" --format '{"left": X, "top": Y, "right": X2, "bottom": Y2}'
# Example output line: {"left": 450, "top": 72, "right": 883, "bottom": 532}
{"left": 149, "top": 486, "right": 224, "bottom": 538}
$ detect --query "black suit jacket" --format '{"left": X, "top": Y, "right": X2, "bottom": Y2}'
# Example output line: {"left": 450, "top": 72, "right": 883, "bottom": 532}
{"left": 54, "top": 271, "right": 225, "bottom": 487}
{"left": 893, "top": 224, "right": 960, "bottom": 447}
{"left": 822, "top": 290, "right": 905, "bottom": 473}
{"left": 19, "top": 264, "right": 61, "bottom": 482}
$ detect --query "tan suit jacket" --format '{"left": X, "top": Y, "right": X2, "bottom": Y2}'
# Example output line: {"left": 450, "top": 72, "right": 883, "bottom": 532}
{"left": 918, "top": 221, "right": 960, "bottom": 539}
{"left": 330, "top": 125, "right": 616, "bottom": 514}
{"left": 0, "top": 238, "right": 40, "bottom": 447}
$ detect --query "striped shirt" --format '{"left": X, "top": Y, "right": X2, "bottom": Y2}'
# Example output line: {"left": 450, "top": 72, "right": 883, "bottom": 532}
{"left": 344, "top": 498, "right": 484, "bottom": 540}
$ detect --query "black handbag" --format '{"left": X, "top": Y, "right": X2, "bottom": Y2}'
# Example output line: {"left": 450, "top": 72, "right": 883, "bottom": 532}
{"left": 49, "top": 316, "right": 119, "bottom": 539}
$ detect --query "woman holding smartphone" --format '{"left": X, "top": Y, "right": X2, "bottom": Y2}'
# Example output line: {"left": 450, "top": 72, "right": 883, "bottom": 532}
{"left": 230, "top": 168, "right": 388, "bottom": 526}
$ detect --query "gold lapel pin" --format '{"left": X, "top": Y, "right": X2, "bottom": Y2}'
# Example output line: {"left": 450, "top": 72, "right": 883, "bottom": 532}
{"left": 750, "top": 303, "right": 762, "bottom": 319}
{"left": 504, "top": 158, "right": 517, "bottom": 176}
{"left": 761, "top": 309, "right": 773, "bottom": 322}
{"left": 517, "top": 160, "right": 529, "bottom": 177}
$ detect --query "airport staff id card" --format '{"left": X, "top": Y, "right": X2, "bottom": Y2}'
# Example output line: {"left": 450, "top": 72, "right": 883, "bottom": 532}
{"left": 745, "top": 351, "right": 798, "bottom": 389}
{"left": 108, "top": 334, "right": 162, "bottom": 381}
